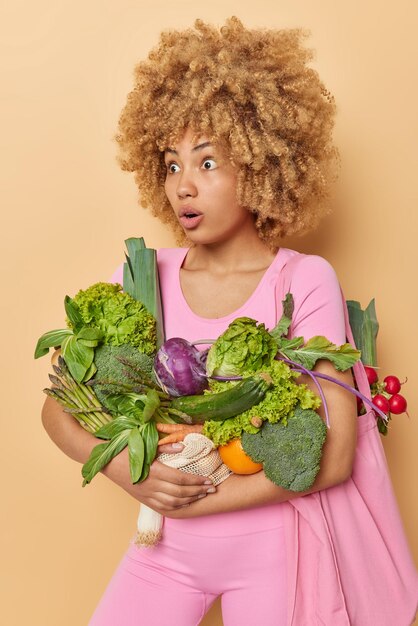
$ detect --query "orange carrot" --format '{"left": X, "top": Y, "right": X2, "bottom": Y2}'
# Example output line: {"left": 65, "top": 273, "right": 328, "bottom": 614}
{"left": 156, "top": 423, "right": 187, "bottom": 433}
{"left": 157, "top": 424, "right": 203, "bottom": 446}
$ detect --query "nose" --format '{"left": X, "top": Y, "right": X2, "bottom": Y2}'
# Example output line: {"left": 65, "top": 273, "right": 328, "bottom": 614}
{"left": 176, "top": 168, "right": 197, "bottom": 199}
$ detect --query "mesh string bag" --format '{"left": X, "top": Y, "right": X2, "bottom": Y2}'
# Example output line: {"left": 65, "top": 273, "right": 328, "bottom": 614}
{"left": 158, "top": 433, "right": 232, "bottom": 485}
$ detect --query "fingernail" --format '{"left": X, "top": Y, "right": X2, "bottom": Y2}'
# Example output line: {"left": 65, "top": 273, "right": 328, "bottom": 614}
{"left": 206, "top": 487, "right": 216, "bottom": 493}
{"left": 172, "top": 443, "right": 184, "bottom": 449}
{"left": 204, "top": 480, "right": 213, "bottom": 485}
{"left": 197, "top": 493, "right": 207, "bottom": 499}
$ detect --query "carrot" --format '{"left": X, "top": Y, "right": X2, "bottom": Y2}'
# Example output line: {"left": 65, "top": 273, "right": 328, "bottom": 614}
{"left": 156, "top": 423, "right": 187, "bottom": 433}
{"left": 157, "top": 424, "right": 203, "bottom": 446}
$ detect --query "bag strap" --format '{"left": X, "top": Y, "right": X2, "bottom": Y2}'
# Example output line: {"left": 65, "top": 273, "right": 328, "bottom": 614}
{"left": 341, "top": 289, "right": 371, "bottom": 401}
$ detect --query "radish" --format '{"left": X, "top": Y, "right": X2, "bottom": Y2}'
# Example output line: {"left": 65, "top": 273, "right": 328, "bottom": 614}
{"left": 372, "top": 394, "right": 390, "bottom": 414}
{"left": 364, "top": 366, "right": 378, "bottom": 386}
{"left": 389, "top": 393, "right": 407, "bottom": 415}
{"left": 383, "top": 375, "right": 401, "bottom": 395}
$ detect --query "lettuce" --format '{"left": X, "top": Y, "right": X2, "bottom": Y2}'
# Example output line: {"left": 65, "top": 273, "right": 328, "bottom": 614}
{"left": 206, "top": 317, "right": 277, "bottom": 376}
{"left": 69, "top": 282, "right": 156, "bottom": 355}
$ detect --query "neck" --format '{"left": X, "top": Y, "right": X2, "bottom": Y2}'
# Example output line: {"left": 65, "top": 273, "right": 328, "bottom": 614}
{"left": 185, "top": 225, "right": 277, "bottom": 273}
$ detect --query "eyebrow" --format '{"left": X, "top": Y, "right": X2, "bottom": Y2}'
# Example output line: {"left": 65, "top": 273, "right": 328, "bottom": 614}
{"left": 165, "top": 141, "right": 213, "bottom": 155}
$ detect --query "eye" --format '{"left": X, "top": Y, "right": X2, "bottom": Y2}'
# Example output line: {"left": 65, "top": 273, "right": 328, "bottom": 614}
{"left": 166, "top": 162, "right": 180, "bottom": 174}
{"left": 202, "top": 158, "right": 217, "bottom": 170}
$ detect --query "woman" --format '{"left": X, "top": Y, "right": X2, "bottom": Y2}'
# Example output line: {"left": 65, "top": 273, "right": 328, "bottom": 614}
{"left": 42, "top": 17, "right": 418, "bottom": 625}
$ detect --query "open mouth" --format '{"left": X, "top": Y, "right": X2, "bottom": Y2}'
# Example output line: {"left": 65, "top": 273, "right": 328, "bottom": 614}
{"left": 179, "top": 211, "right": 204, "bottom": 229}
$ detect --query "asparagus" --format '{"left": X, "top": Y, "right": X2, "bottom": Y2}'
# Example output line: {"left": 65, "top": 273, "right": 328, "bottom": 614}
{"left": 45, "top": 356, "right": 113, "bottom": 433}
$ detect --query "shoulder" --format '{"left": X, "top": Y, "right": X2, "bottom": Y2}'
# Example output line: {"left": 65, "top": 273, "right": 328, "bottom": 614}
{"left": 278, "top": 249, "right": 346, "bottom": 344}
{"left": 281, "top": 249, "right": 340, "bottom": 288}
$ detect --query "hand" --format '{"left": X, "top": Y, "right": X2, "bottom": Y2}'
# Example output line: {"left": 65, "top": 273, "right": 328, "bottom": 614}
{"left": 102, "top": 444, "right": 216, "bottom": 515}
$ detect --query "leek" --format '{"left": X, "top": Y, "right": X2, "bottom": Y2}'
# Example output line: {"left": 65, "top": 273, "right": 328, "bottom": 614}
{"left": 123, "top": 238, "right": 166, "bottom": 546}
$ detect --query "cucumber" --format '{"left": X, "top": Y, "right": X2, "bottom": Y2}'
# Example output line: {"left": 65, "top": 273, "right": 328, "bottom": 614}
{"left": 170, "top": 374, "right": 272, "bottom": 424}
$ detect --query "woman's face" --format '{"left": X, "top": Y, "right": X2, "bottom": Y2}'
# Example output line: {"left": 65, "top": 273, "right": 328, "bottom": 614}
{"left": 163, "top": 128, "right": 256, "bottom": 245}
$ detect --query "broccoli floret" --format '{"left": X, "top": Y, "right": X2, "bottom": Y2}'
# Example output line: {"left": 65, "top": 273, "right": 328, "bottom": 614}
{"left": 93, "top": 344, "right": 155, "bottom": 407}
{"left": 241, "top": 404, "right": 327, "bottom": 492}
{"left": 69, "top": 282, "right": 156, "bottom": 355}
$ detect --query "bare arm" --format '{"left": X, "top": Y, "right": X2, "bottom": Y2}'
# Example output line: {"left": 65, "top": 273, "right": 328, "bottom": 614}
{"left": 166, "top": 360, "right": 358, "bottom": 519}
{"left": 41, "top": 396, "right": 216, "bottom": 513}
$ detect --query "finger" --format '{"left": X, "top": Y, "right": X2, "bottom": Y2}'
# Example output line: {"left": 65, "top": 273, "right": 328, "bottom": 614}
{"left": 156, "top": 481, "right": 217, "bottom": 500}
{"left": 157, "top": 442, "right": 185, "bottom": 454}
{"left": 151, "top": 460, "right": 215, "bottom": 486}
{"left": 156, "top": 487, "right": 217, "bottom": 510}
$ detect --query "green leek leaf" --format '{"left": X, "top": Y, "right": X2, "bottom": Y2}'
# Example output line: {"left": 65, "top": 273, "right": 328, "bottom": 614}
{"left": 123, "top": 238, "right": 165, "bottom": 348}
{"left": 363, "top": 299, "right": 379, "bottom": 367}
{"left": 128, "top": 427, "right": 145, "bottom": 483}
{"left": 34, "top": 328, "right": 73, "bottom": 358}
{"left": 347, "top": 299, "right": 379, "bottom": 367}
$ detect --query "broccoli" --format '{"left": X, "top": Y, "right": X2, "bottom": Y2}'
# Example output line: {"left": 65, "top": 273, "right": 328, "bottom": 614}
{"left": 92, "top": 344, "right": 155, "bottom": 407}
{"left": 241, "top": 404, "right": 327, "bottom": 492}
{"left": 69, "top": 282, "right": 157, "bottom": 355}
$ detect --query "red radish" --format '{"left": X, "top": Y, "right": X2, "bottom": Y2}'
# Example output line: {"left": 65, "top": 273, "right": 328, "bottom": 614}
{"left": 364, "top": 366, "right": 378, "bottom": 386}
{"left": 383, "top": 375, "right": 401, "bottom": 395}
{"left": 389, "top": 394, "right": 407, "bottom": 415}
{"left": 372, "top": 394, "right": 390, "bottom": 414}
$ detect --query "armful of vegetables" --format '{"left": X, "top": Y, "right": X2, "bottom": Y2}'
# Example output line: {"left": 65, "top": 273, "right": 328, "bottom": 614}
{"left": 35, "top": 236, "right": 390, "bottom": 546}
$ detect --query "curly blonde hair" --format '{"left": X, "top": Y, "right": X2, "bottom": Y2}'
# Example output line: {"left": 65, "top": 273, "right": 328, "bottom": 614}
{"left": 116, "top": 16, "right": 339, "bottom": 247}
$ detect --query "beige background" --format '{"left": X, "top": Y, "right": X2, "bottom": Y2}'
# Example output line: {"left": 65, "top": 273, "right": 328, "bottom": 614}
{"left": 1, "top": 1, "right": 417, "bottom": 624}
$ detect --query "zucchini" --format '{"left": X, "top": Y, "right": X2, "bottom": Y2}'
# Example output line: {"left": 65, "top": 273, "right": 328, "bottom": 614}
{"left": 170, "top": 374, "right": 272, "bottom": 424}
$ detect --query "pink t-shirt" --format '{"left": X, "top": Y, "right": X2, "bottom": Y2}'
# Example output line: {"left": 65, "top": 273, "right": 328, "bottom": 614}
{"left": 112, "top": 246, "right": 347, "bottom": 536}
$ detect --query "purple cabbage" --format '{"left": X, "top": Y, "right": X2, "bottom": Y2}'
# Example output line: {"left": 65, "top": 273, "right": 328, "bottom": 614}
{"left": 153, "top": 338, "right": 209, "bottom": 396}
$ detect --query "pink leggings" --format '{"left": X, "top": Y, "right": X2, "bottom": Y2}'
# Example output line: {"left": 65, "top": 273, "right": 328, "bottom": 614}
{"left": 89, "top": 516, "right": 287, "bottom": 625}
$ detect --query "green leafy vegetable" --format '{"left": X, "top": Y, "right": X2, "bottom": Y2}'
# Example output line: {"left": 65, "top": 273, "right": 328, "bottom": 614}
{"left": 128, "top": 427, "right": 145, "bottom": 483}
{"left": 278, "top": 335, "right": 361, "bottom": 371}
{"left": 269, "top": 293, "right": 294, "bottom": 342}
{"left": 94, "top": 416, "right": 140, "bottom": 440}
{"left": 206, "top": 317, "right": 277, "bottom": 377}
{"left": 346, "top": 299, "right": 379, "bottom": 366}
{"left": 142, "top": 389, "right": 160, "bottom": 422}
{"left": 70, "top": 282, "right": 156, "bottom": 355}
{"left": 139, "top": 421, "right": 159, "bottom": 482}
{"left": 123, "top": 237, "right": 165, "bottom": 348}
{"left": 101, "top": 393, "right": 147, "bottom": 420}
{"left": 241, "top": 404, "right": 327, "bottom": 491}
{"left": 61, "top": 335, "right": 95, "bottom": 382}
{"left": 92, "top": 344, "right": 155, "bottom": 407}
{"left": 82, "top": 429, "right": 131, "bottom": 485}
{"left": 34, "top": 329, "right": 73, "bottom": 359}
{"left": 64, "top": 296, "right": 84, "bottom": 333}
{"left": 202, "top": 360, "right": 320, "bottom": 446}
